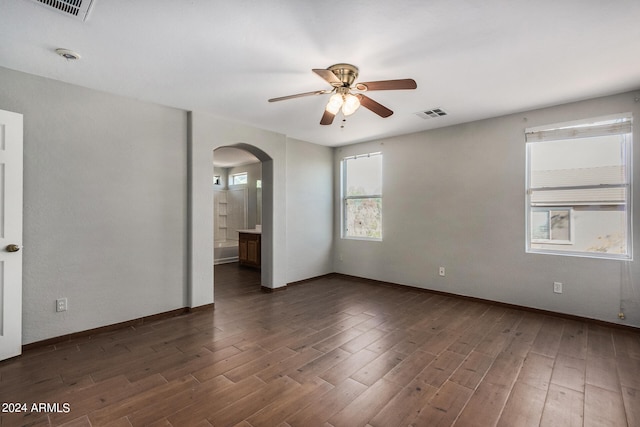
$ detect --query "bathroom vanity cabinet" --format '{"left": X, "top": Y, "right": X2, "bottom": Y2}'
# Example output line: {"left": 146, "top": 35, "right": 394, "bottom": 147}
{"left": 238, "top": 230, "right": 261, "bottom": 268}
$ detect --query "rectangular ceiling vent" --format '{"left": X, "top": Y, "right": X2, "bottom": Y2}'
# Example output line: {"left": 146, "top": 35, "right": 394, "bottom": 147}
{"left": 416, "top": 108, "right": 448, "bottom": 119}
{"left": 30, "top": 0, "right": 95, "bottom": 21}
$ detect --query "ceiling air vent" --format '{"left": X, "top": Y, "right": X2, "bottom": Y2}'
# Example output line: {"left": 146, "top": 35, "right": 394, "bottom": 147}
{"left": 416, "top": 108, "right": 448, "bottom": 119}
{"left": 30, "top": 0, "right": 95, "bottom": 21}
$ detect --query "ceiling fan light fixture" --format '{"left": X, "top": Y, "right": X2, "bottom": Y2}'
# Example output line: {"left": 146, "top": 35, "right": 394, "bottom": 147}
{"left": 269, "top": 63, "right": 417, "bottom": 125}
{"left": 342, "top": 94, "right": 360, "bottom": 116}
{"left": 326, "top": 93, "right": 344, "bottom": 114}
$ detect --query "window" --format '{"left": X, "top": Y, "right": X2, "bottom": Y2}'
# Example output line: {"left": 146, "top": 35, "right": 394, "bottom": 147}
{"left": 342, "top": 152, "right": 382, "bottom": 240}
{"left": 230, "top": 172, "right": 247, "bottom": 185}
{"left": 531, "top": 207, "right": 572, "bottom": 244}
{"left": 525, "top": 113, "right": 632, "bottom": 259}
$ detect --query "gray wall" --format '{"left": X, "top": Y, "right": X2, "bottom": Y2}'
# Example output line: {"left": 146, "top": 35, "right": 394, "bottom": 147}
{"left": 334, "top": 91, "right": 640, "bottom": 328}
{"left": 0, "top": 67, "right": 189, "bottom": 344}
{"left": 286, "top": 138, "right": 334, "bottom": 283}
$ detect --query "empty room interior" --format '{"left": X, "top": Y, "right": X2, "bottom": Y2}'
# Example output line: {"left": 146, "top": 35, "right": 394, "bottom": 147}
{"left": 1, "top": 1, "right": 640, "bottom": 426}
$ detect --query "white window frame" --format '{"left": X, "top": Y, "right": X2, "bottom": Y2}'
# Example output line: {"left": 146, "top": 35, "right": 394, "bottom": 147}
{"left": 341, "top": 152, "right": 383, "bottom": 241}
{"left": 525, "top": 113, "right": 633, "bottom": 260}
{"left": 230, "top": 172, "right": 248, "bottom": 185}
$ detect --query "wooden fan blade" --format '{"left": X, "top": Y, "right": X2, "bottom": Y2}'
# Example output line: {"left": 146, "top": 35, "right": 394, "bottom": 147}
{"left": 268, "top": 90, "right": 330, "bottom": 102}
{"left": 356, "top": 94, "right": 393, "bottom": 118}
{"left": 320, "top": 109, "right": 335, "bottom": 125}
{"left": 355, "top": 79, "right": 417, "bottom": 91}
{"left": 313, "top": 69, "right": 342, "bottom": 86}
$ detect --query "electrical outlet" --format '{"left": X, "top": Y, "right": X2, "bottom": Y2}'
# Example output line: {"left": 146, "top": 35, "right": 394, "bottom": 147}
{"left": 553, "top": 282, "right": 563, "bottom": 294}
{"left": 439, "top": 266, "right": 446, "bottom": 277}
{"left": 56, "top": 297, "right": 68, "bottom": 312}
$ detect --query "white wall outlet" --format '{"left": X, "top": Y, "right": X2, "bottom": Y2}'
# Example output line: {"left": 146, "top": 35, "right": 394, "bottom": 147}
{"left": 56, "top": 297, "right": 68, "bottom": 312}
{"left": 553, "top": 282, "right": 563, "bottom": 294}
{"left": 439, "top": 266, "right": 446, "bottom": 277}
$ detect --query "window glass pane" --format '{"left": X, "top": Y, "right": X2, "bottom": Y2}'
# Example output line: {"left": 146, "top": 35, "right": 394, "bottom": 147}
{"left": 342, "top": 152, "right": 383, "bottom": 240}
{"left": 529, "top": 135, "right": 625, "bottom": 177}
{"left": 531, "top": 210, "right": 550, "bottom": 240}
{"left": 550, "top": 210, "right": 570, "bottom": 241}
{"left": 526, "top": 115, "right": 631, "bottom": 259}
{"left": 346, "top": 154, "right": 382, "bottom": 196}
{"left": 231, "top": 173, "right": 247, "bottom": 185}
{"left": 345, "top": 198, "right": 382, "bottom": 239}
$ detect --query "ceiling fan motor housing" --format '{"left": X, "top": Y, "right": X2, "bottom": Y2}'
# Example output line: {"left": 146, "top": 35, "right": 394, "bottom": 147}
{"left": 327, "top": 63, "right": 359, "bottom": 87}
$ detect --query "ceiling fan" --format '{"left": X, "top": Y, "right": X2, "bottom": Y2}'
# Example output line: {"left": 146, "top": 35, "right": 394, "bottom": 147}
{"left": 268, "top": 63, "right": 417, "bottom": 125}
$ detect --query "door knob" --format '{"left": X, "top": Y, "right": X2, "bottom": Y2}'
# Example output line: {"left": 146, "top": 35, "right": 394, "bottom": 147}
{"left": 6, "top": 244, "right": 20, "bottom": 252}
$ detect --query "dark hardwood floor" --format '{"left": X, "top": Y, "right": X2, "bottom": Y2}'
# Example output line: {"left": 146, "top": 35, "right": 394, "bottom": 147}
{"left": 1, "top": 263, "right": 640, "bottom": 426}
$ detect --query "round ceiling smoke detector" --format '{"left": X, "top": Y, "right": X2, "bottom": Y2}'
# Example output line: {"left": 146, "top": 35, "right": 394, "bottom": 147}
{"left": 55, "top": 48, "right": 81, "bottom": 60}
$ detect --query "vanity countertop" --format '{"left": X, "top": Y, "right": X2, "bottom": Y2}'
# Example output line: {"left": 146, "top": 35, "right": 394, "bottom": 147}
{"left": 237, "top": 228, "right": 262, "bottom": 234}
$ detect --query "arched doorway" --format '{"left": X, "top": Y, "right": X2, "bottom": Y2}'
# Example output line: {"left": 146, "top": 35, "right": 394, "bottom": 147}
{"left": 212, "top": 143, "right": 274, "bottom": 294}
{"left": 213, "top": 146, "right": 262, "bottom": 266}
{"left": 187, "top": 112, "right": 288, "bottom": 309}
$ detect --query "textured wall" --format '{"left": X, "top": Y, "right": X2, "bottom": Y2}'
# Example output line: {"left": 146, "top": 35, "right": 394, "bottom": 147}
{"left": 0, "top": 67, "right": 189, "bottom": 344}
{"left": 286, "top": 138, "right": 334, "bottom": 283}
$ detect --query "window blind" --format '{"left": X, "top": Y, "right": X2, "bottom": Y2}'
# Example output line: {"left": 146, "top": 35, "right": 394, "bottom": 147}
{"left": 525, "top": 113, "right": 632, "bottom": 143}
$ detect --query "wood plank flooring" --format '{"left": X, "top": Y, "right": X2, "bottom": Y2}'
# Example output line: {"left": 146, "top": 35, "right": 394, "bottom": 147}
{"left": 2, "top": 263, "right": 640, "bottom": 426}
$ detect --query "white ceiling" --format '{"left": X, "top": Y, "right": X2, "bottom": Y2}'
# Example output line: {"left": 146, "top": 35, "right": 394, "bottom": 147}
{"left": 2, "top": 0, "right": 640, "bottom": 147}
{"left": 213, "top": 146, "right": 259, "bottom": 168}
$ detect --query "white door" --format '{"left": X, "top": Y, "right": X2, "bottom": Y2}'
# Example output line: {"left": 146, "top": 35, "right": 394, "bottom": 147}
{"left": 0, "top": 109, "right": 23, "bottom": 361}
